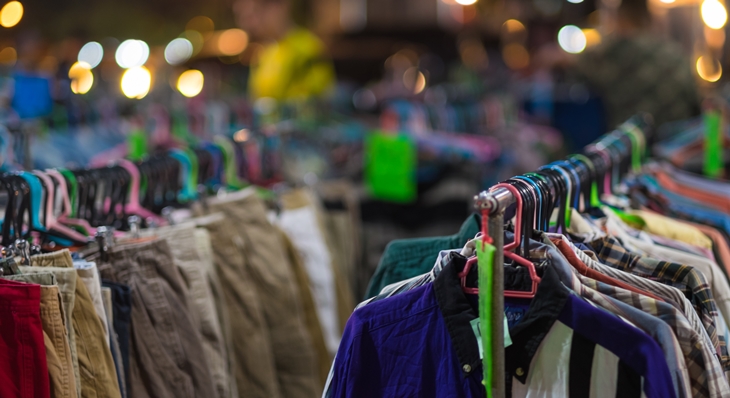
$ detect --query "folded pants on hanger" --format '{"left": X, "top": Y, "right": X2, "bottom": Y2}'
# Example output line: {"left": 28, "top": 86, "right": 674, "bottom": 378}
{"left": 32, "top": 250, "right": 121, "bottom": 398}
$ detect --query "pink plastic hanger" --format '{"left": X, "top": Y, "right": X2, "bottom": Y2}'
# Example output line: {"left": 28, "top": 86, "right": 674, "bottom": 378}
{"left": 117, "top": 159, "right": 167, "bottom": 225}
{"left": 45, "top": 169, "right": 103, "bottom": 237}
{"left": 32, "top": 170, "right": 90, "bottom": 243}
{"left": 459, "top": 183, "right": 541, "bottom": 298}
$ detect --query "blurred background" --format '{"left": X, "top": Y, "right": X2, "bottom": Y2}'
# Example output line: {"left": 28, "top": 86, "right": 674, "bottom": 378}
{"left": 0, "top": 0, "right": 723, "bottom": 295}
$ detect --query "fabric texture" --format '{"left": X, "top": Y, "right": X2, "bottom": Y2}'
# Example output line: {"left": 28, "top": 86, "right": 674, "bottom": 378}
{"left": 208, "top": 189, "right": 319, "bottom": 398}
{"left": 275, "top": 188, "right": 342, "bottom": 354}
{"left": 101, "top": 281, "right": 131, "bottom": 397}
{"left": 132, "top": 223, "right": 232, "bottom": 398}
{"left": 73, "top": 260, "right": 110, "bottom": 347}
{"left": 591, "top": 236, "right": 730, "bottom": 370}
{"left": 5, "top": 273, "right": 78, "bottom": 398}
{"left": 331, "top": 252, "right": 675, "bottom": 398}
{"left": 88, "top": 240, "right": 215, "bottom": 398}
{"left": 277, "top": 225, "right": 331, "bottom": 389}
{"left": 32, "top": 250, "right": 121, "bottom": 398}
{"left": 18, "top": 265, "right": 80, "bottom": 398}
{"left": 192, "top": 226, "right": 239, "bottom": 398}
{"left": 101, "top": 286, "right": 127, "bottom": 398}
{"left": 193, "top": 212, "right": 280, "bottom": 398}
{"left": 364, "top": 213, "right": 481, "bottom": 298}
{"left": 0, "top": 278, "right": 50, "bottom": 398}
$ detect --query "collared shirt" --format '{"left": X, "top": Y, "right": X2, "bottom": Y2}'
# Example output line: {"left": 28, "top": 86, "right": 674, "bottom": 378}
{"left": 364, "top": 214, "right": 481, "bottom": 298}
{"left": 330, "top": 252, "right": 675, "bottom": 398}
{"left": 542, "top": 236, "right": 723, "bottom": 397}
{"left": 591, "top": 235, "right": 730, "bottom": 370}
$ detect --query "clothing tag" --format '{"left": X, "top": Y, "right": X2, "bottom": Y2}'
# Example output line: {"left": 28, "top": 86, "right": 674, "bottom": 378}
{"left": 703, "top": 110, "right": 723, "bottom": 178}
{"left": 504, "top": 314, "right": 512, "bottom": 348}
{"left": 470, "top": 318, "right": 484, "bottom": 359}
{"left": 470, "top": 314, "right": 512, "bottom": 361}
{"left": 364, "top": 131, "right": 416, "bottom": 203}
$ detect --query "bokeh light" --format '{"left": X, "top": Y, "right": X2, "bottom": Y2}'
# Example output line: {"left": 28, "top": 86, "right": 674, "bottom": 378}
{"left": 702, "top": 0, "right": 728, "bottom": 29}
{"left": 697, "top": 55, "right": 722, "bottom": 82}
{"left": 502, "top": 43, "right": 530, "bottom": 69}
{"left": 567, "top": 0, "right": 584, "bottom": 3}
{"left": 0, "top": 47, "right": 16, "bottom": 66}
{"left": 0, "top": 1, "right": 23, "bottom": 28}
{"left": 78, "top": 42, "right": 104, "bottom": 69}
{"left": 186, "top": 16, "right": 214, "bottom": 34}
{"left": 455, "top": 0, "right": 477, "bottom": 5}
{"left": 69, "top": 62, "right": 93, "bottom": 94}
{"left": 502, "top": 19, "right": 526, "bottom": 34}
{"left": 582, "top": 28, "right": 602, "bottom": 47}
{"left": 115, "top": 39, "right": 150, "bottom": 69}
{"left": 164, "top": 38, "right": 193, "bottom": 65}
{"left": 121, "top": 66, "right": 152, "bottom": 99}
{"left": 176, "top": 69, "right": 204, "bottom": 97}
{"left": 558, "top": 25, "right": 587, "bottom": 54}
{"left": 217, "top": 29, "right": 249, "bottom": 56}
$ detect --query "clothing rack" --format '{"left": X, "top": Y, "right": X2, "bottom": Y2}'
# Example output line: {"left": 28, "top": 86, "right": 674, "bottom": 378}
{"left": 473, "top": 114, "right": 651, "bottom": 398}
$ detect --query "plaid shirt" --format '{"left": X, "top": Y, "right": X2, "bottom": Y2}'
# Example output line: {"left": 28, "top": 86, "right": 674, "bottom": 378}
{"left": 591, "top": 236, "right": 730, "bottom": 371}
{"left": 534, "top": 237, "right": 727, "bottom": 397}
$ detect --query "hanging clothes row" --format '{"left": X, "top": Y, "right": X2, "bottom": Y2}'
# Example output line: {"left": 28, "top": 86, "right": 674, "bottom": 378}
{"left": 0, "top": 136, "right": 360, "bottom": 398}
{"left": 327, "top": 113, "right": 730, "bottom": 398}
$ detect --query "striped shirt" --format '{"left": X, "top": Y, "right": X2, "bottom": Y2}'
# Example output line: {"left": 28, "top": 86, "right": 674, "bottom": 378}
{"left": 591, "top": 236, "right": 730, "bottom": 370}
{"left": 539, "top": 235, "right": 726, "bottom": 397}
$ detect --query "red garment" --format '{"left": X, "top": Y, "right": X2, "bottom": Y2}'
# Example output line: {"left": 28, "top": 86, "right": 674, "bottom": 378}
{"left": 0, "top": 278, "right": 50, "bottom": 398}
{"left": 551, "top": 238, "right": 666, "bottom": 302}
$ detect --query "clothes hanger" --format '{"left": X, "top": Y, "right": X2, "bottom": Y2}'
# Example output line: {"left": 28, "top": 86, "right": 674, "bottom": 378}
{"left": 459, "top": 183, "right": 541, "bottom": 298}
{"left": 116, "top": 159, "right": 166, "bottom": 225}
{"left": 45, "top": 168, "right": 97, "bottom": 236}
{"left": 31, "top": 170, "right": 88, "bottom": 244}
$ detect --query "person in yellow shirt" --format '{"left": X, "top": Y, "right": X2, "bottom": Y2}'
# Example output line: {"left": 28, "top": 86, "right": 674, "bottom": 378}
{"left": 234, "top": 0, "right": 335, "bottom": 101}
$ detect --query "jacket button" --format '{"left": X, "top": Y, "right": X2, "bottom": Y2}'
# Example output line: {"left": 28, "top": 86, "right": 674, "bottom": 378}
{"left": 462, "top": 364, "right": 472, "bottom": 373}
{"left": 516, "top": 367, "right": 524, "bottom": 376}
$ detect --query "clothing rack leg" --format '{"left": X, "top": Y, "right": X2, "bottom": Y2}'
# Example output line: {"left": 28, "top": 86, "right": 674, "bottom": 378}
{"left": 489, "top": 211, "right": 505, "bottom": 398}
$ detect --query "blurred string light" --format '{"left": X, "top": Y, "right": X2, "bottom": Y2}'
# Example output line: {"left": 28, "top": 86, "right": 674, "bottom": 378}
{"left": 176, "top": 69, "right": 204, "bottom": 97}
{"left": 697, "top": 55, "right": 722, "bottom": 82}
{"left": 115, "top": 39, "right": 149, "bottom": 69}
{"left": 78, "top": 41, "right": 103, "bottom": 69}
{"left": 121, "top": 66, "right": 151, "bottom": 99}
{"left": 0, "top": 1, "right": 23, "bottom": 28}
{"left": 660, "top": 0, "right": 675, "bottom": 3}
{"left": 702, "top": 0, "right": 728, "bottom": 29}
{"left": 557, "top": 25, "right": 587, "bottom": 53}
{"left": 567, "top": 0, "right": 584, "bottom": 4}
{"left": 0, "top": 46, "right": 16, "bottom": 66}
{"left": 69, "top": 61, "right": 93, "bottom": 94}
{"left": 502, "top": 43, "right": 530, "bottom": 69}
{"left": 217, "top": 29, "right": 248, "bottom": 56}
{"left": 233, "top": 128, "right": 249, "bottom": 142}
{"left": 455, "top": 0, "right": 477, "bottom": 5}
{"left": 582, "top": 28, "right": 602, "bottom": 47}
{"left": 164, "top": 38, "right": 193, "bottom": 65}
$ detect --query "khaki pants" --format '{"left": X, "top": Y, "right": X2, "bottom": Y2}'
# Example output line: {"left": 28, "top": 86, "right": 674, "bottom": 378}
{"left": 206, "top": 189, "right": 319, "bottom": 398}
{"left": 19, "top": 265, "right": 80, "bottom": 398}
{"left": 132, "top": 224, "right": 233, "bottom": 398}
{"left": 31, "top": 250, "right": 121, "bottom": 398}
{"left": 88, "top": 240, "right": 215, "bottom": 398}
{"left": 195, "top": 213, "right": 279, "bottom": 397}
{"left": 6, "top": 273, "right": 78, "bottom": 398}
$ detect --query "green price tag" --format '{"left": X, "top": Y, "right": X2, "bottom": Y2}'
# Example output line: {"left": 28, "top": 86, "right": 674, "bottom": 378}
{"left": 364, "top": 132, "right": 416, "bottom": 203}
{"left": 704, "top": 111, "right": 723, "bottom": 178}
{"left": 477, "top": 240, "right": 496, "bottom": 398}
{"left": 128, "top": 129, "right": 148, "bottom": 161}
